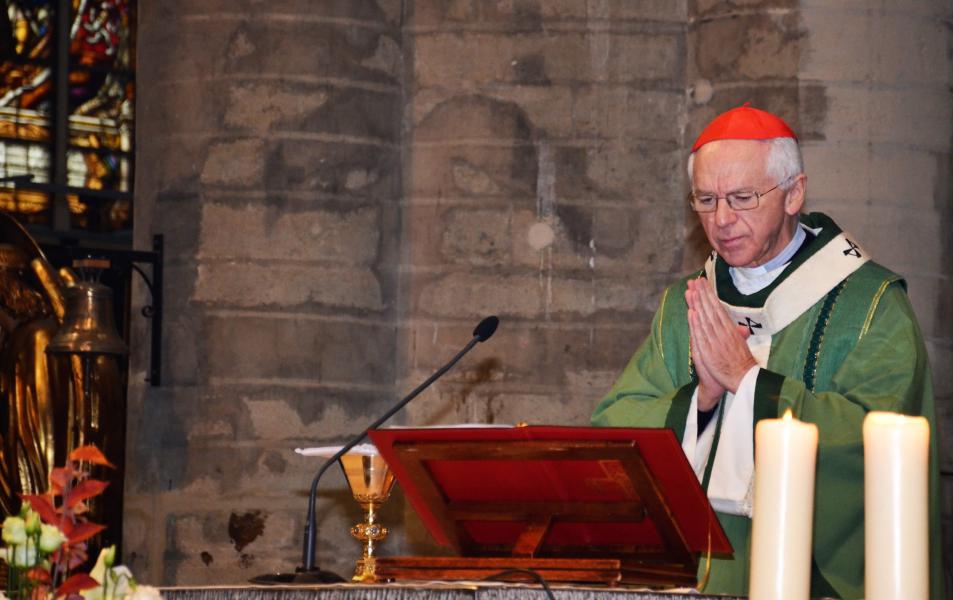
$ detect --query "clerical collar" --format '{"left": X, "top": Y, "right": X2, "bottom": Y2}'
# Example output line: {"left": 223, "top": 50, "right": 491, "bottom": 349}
{"left": 729, "top": 224, "right": 807, "bottom": 295}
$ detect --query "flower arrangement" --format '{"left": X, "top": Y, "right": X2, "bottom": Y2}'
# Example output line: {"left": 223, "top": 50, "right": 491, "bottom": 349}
{"left": 0, "top": 446, "right": 160, "bottom": 600}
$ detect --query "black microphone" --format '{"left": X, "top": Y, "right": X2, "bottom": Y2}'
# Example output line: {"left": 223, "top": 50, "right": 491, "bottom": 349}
{"left": 252, "top": 316, "right": 500, "bottom": 584}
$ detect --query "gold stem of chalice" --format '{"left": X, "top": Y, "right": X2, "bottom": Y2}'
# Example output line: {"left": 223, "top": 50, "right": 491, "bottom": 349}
{"left": 340, "top": 452, "right": 396, "bottom": 583}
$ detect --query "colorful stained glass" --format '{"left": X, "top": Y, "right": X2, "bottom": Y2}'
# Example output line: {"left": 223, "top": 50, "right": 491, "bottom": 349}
{"left": 0, "top": 0, "right": 134, "bottom": 236}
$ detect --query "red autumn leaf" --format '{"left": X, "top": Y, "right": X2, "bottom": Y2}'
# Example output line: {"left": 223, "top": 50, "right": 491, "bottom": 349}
{"left": 26, "top": 566, "right": 52, "bottom": 584}
{"left": 65, "top": 522, "right": 105, "bottom": 544}
{"left": 50, "top": 467, "right": 72, "bottom": 495}
{"left": 64, "top": 479, "right": 109, "bottom": 509}
{"left": 21, "top": 493, "right": 59, "bottom": 524}
{"left": 68, "top": 446, "right": 114, "bottom": 468}
{"left": 55, "top": 573, "right": 100, "bottom": 597}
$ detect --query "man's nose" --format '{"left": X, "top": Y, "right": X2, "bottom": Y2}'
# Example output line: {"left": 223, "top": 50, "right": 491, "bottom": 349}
{"left": 714, "top": 197, "right": 737, "bottom": 226}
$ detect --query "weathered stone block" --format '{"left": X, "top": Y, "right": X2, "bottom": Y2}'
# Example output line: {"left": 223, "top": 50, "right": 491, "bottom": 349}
{"left": 227, "top": 85, "right": 400, "bottom": 141}
{"left": 416, "top": 273, "right": 543, "bottom": 319}
{"left": 801, "top": 11, "right": 951, "bottom": 87}
{"left": 205, "top": 315, "right": 395, "bottom": 385}
{"left": 238, "top": 387, "right": 396, "bottom": 443}
{"left": 408, "top": 144, "right": 538, "bottom": 198}
{"left": 263, "top": 139, "right": 400, "bottom": 196}
{"left": 411, "top": 0, "right": 583, "bottom": 29}
{"left": 160, "top": 0, "right": 399, "bottom": 25}
{"left": 406, "top": 389, "right": 595, "bottom": 428}
{"left": 439, "top": 208, "right": 513, "bottom": 267}
{"left": 801, "top": 143, "right": 941, "bottom": 210}
{"left": 573, "top": 87, "right": 684, "bottom": 142}
{"left": 201, "top": 139, "right": 265, "bottom": 187}
{"left": 415, "top": 32, "right": 678, "bottom": 87}
{"left": 856, "top": 207, "right": 943, "bottom": 275}
{"left": 822, "top": 86, "right": 953, "bottom": 151}
{"left": 694, "top": 12, "right": 800, "bottom": 81}
{"left": 138, "top": 134, "right": 209, "bottom": 196}
{"left": 164, "top": 310, "right": 208, "bottom": 387}
{"left": 194, "top": 263, "right": 384, "bottom": 312}
{"left": 223, "top": 82, "right": 331, "bottom": 133}
{"left": 800, "top": 0, "right": 950, "bottom": 19}
{"left": 411, "top": 0, "right": 685, "bottom": 29}
{"left": 606, "top": 33, "right": 683, "bottom": 83}
{"left": 399, "top": 318, "right": 655, "bottom": 388}
{"left": 143, "top": 80, "right": 227, "bottom": 136}
{"left": 138, "top": 18, "right": 232, "bottom": 83}
{"left": 199, "top": 203, "right": 380, "bottom": 264}
{"left": 693, "top": 0, "right": 797, "bottom": 18}
{"left": 152, "top": 192, "right": 203, "bottom": 262}
{"left": 589, "top": 140, "right": 684, "bottom": 201}
{"left": 895, "top": 275, "right": 943, "bottom": 344}
{"left": 221, "top": 21, "right": 398, "bottom": 86}
{"left": 596, "top": 0, "right": 688, "bottom": 21}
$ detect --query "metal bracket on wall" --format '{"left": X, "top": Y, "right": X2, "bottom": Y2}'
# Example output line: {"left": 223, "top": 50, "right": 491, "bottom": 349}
{"left": 41, "top": 234, "right": 165, "bottom": 386}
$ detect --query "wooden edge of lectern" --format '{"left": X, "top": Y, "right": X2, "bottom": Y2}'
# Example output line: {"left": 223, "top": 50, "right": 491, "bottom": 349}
{"left": 374, "top": 438, "right": 701, "bottom": 587}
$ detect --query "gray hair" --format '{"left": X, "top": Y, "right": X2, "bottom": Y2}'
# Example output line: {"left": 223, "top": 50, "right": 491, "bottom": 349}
{"left": 687, "top": 137, "right": 804, "bottom": 190}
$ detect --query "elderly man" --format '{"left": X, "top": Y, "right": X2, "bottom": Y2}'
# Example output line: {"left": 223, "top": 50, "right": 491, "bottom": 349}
{"left": 592, "top": 105, "right": 943, "bottom": 599}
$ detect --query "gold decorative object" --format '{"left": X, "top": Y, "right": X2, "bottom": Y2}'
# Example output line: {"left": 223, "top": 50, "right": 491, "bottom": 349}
{"left": 340, "top": 451, "right": 396, "bottom": 583}
{"left": 0, "top": 211, "right": 125, "bottom": 538}
{"left": 47, "top": 282, "right": 128, "bottom": 356}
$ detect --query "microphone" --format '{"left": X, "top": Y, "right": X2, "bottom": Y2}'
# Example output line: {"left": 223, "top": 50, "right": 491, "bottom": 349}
{"left": 254, "top": 316, "right": 499, "bottom": 584}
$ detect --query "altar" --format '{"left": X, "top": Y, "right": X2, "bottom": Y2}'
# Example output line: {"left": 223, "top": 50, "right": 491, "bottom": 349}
{"left": 161, "top": 585, "right": 742, "bottom": 600}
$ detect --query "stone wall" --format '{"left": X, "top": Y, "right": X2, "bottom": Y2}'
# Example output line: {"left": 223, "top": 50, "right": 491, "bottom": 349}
{"left": 127, "top": 0, "right": 405, "bottom": 583}
{"left": 129, "top": 0, "right": 953, "bottom": 590}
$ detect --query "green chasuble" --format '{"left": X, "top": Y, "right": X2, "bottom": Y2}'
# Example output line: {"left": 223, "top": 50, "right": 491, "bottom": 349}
{"left": 592, "top": 212, "right": 943, "bottom": 600}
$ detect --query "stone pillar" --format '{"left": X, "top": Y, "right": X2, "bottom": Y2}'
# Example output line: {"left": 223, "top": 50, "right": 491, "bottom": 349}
{"left": 128, "top": 0, "right": 404, "bottom": 583}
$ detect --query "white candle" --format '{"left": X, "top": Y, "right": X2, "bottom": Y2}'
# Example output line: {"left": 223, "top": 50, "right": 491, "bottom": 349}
{"left": 749, "top": 409, "right": 819, "bottom": 600}
{"left": 863, "top": 411, "right": 930, "bottom": 600}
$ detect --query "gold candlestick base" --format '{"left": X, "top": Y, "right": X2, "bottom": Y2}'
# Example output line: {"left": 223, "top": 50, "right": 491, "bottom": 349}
{"left": 340, "top": 452, "right": 396, "bottom": 583}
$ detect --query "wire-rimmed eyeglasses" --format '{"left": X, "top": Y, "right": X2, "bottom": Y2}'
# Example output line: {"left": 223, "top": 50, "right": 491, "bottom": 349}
{"left": 689, "top": 181, "right": 786, "bottom": 212}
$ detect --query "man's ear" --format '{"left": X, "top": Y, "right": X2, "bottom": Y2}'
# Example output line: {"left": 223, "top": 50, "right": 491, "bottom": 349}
{"left": 783, "top": 174, "right": 806, "bottom": 215}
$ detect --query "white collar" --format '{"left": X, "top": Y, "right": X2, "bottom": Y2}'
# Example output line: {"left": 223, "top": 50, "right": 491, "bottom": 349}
{"left": 729, "top": 225, "right": 807, "bottom": 295}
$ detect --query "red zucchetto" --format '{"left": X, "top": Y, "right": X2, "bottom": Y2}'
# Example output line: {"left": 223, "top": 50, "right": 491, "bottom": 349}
{"left": 691, "top": 103, "right": 797, "bottom": 152}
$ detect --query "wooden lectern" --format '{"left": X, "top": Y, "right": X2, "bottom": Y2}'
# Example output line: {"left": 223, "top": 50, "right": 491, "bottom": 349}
{"left": 367, "top": 426, "right": 731, "bottom": 587}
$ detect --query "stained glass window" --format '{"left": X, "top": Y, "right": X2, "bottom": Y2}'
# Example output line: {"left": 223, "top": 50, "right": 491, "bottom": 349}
{"left": 0, "top": 0, "right": 134, "bottom": 239}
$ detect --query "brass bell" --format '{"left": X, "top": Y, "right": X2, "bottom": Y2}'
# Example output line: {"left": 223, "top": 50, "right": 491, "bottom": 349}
{"left": 47, "top": 282, "right": 128, "bottom": 356}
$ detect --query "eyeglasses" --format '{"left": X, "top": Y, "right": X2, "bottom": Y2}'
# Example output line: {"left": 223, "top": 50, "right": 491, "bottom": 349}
{"left": 689, "top": 181, "right": 785, "bottom": 213}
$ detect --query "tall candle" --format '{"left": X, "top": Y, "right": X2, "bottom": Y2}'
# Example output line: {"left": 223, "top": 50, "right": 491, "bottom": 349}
{"left": 749, "top": 409, "right": 818, "bottom": 600}
{"left": 863, "top": 411, "right": 930, "bottom": 600}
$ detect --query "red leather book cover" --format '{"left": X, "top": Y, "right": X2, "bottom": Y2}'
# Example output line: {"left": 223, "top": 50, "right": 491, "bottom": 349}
{"left": 368, "top": 426, "right": 731, "bottom": 556}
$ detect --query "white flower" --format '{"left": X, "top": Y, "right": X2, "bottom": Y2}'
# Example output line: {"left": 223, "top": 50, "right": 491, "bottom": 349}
{"left": 38, "top": 523, "right": 68, "bottom": 553}
{"left": 1, "top": 516, "right": 27, "bottom": 545}
{"left": 107, "top": 565, "right": 135, "bottom": 598}
{"left": 81, "top": 586, "right": 105, "bottom": 600}
{"left": 2, "top": 543, "right": 38, "bottom": 567}
{"left": 128, "top": 585, "right": 163, "bottom": 600}
{"left": 24, "top": 509, "right": 41, "bottom": 535}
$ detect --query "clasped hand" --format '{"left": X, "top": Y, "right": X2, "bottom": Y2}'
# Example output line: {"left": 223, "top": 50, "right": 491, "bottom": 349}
{"left": 685, "top": 278, "right": 758, "bottom": 411}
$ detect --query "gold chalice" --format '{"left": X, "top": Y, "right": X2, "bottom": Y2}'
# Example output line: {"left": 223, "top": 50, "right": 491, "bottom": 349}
{"left": 340, "top": 450, "right": 396, "bottom": 583}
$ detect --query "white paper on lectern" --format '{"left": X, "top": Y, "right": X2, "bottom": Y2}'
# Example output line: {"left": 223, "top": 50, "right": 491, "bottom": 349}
{"left": 295, "top": 425, "right": 515, "bottom": 457}
{"left": 294, "top": 444, "right": 380, "bottom": 458}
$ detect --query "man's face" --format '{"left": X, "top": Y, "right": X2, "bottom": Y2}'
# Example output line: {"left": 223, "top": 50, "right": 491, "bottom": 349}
{"left": 691, "top": 139, "right": 804, "bottom": 268}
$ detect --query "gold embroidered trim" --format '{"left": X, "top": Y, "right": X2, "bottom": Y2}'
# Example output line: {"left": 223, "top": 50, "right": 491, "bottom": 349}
{"left": 860, "top": 280, "right": 891, "bottom": 341}
{"left": 656, "top": 286, "right": 670, "bottom": 362}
